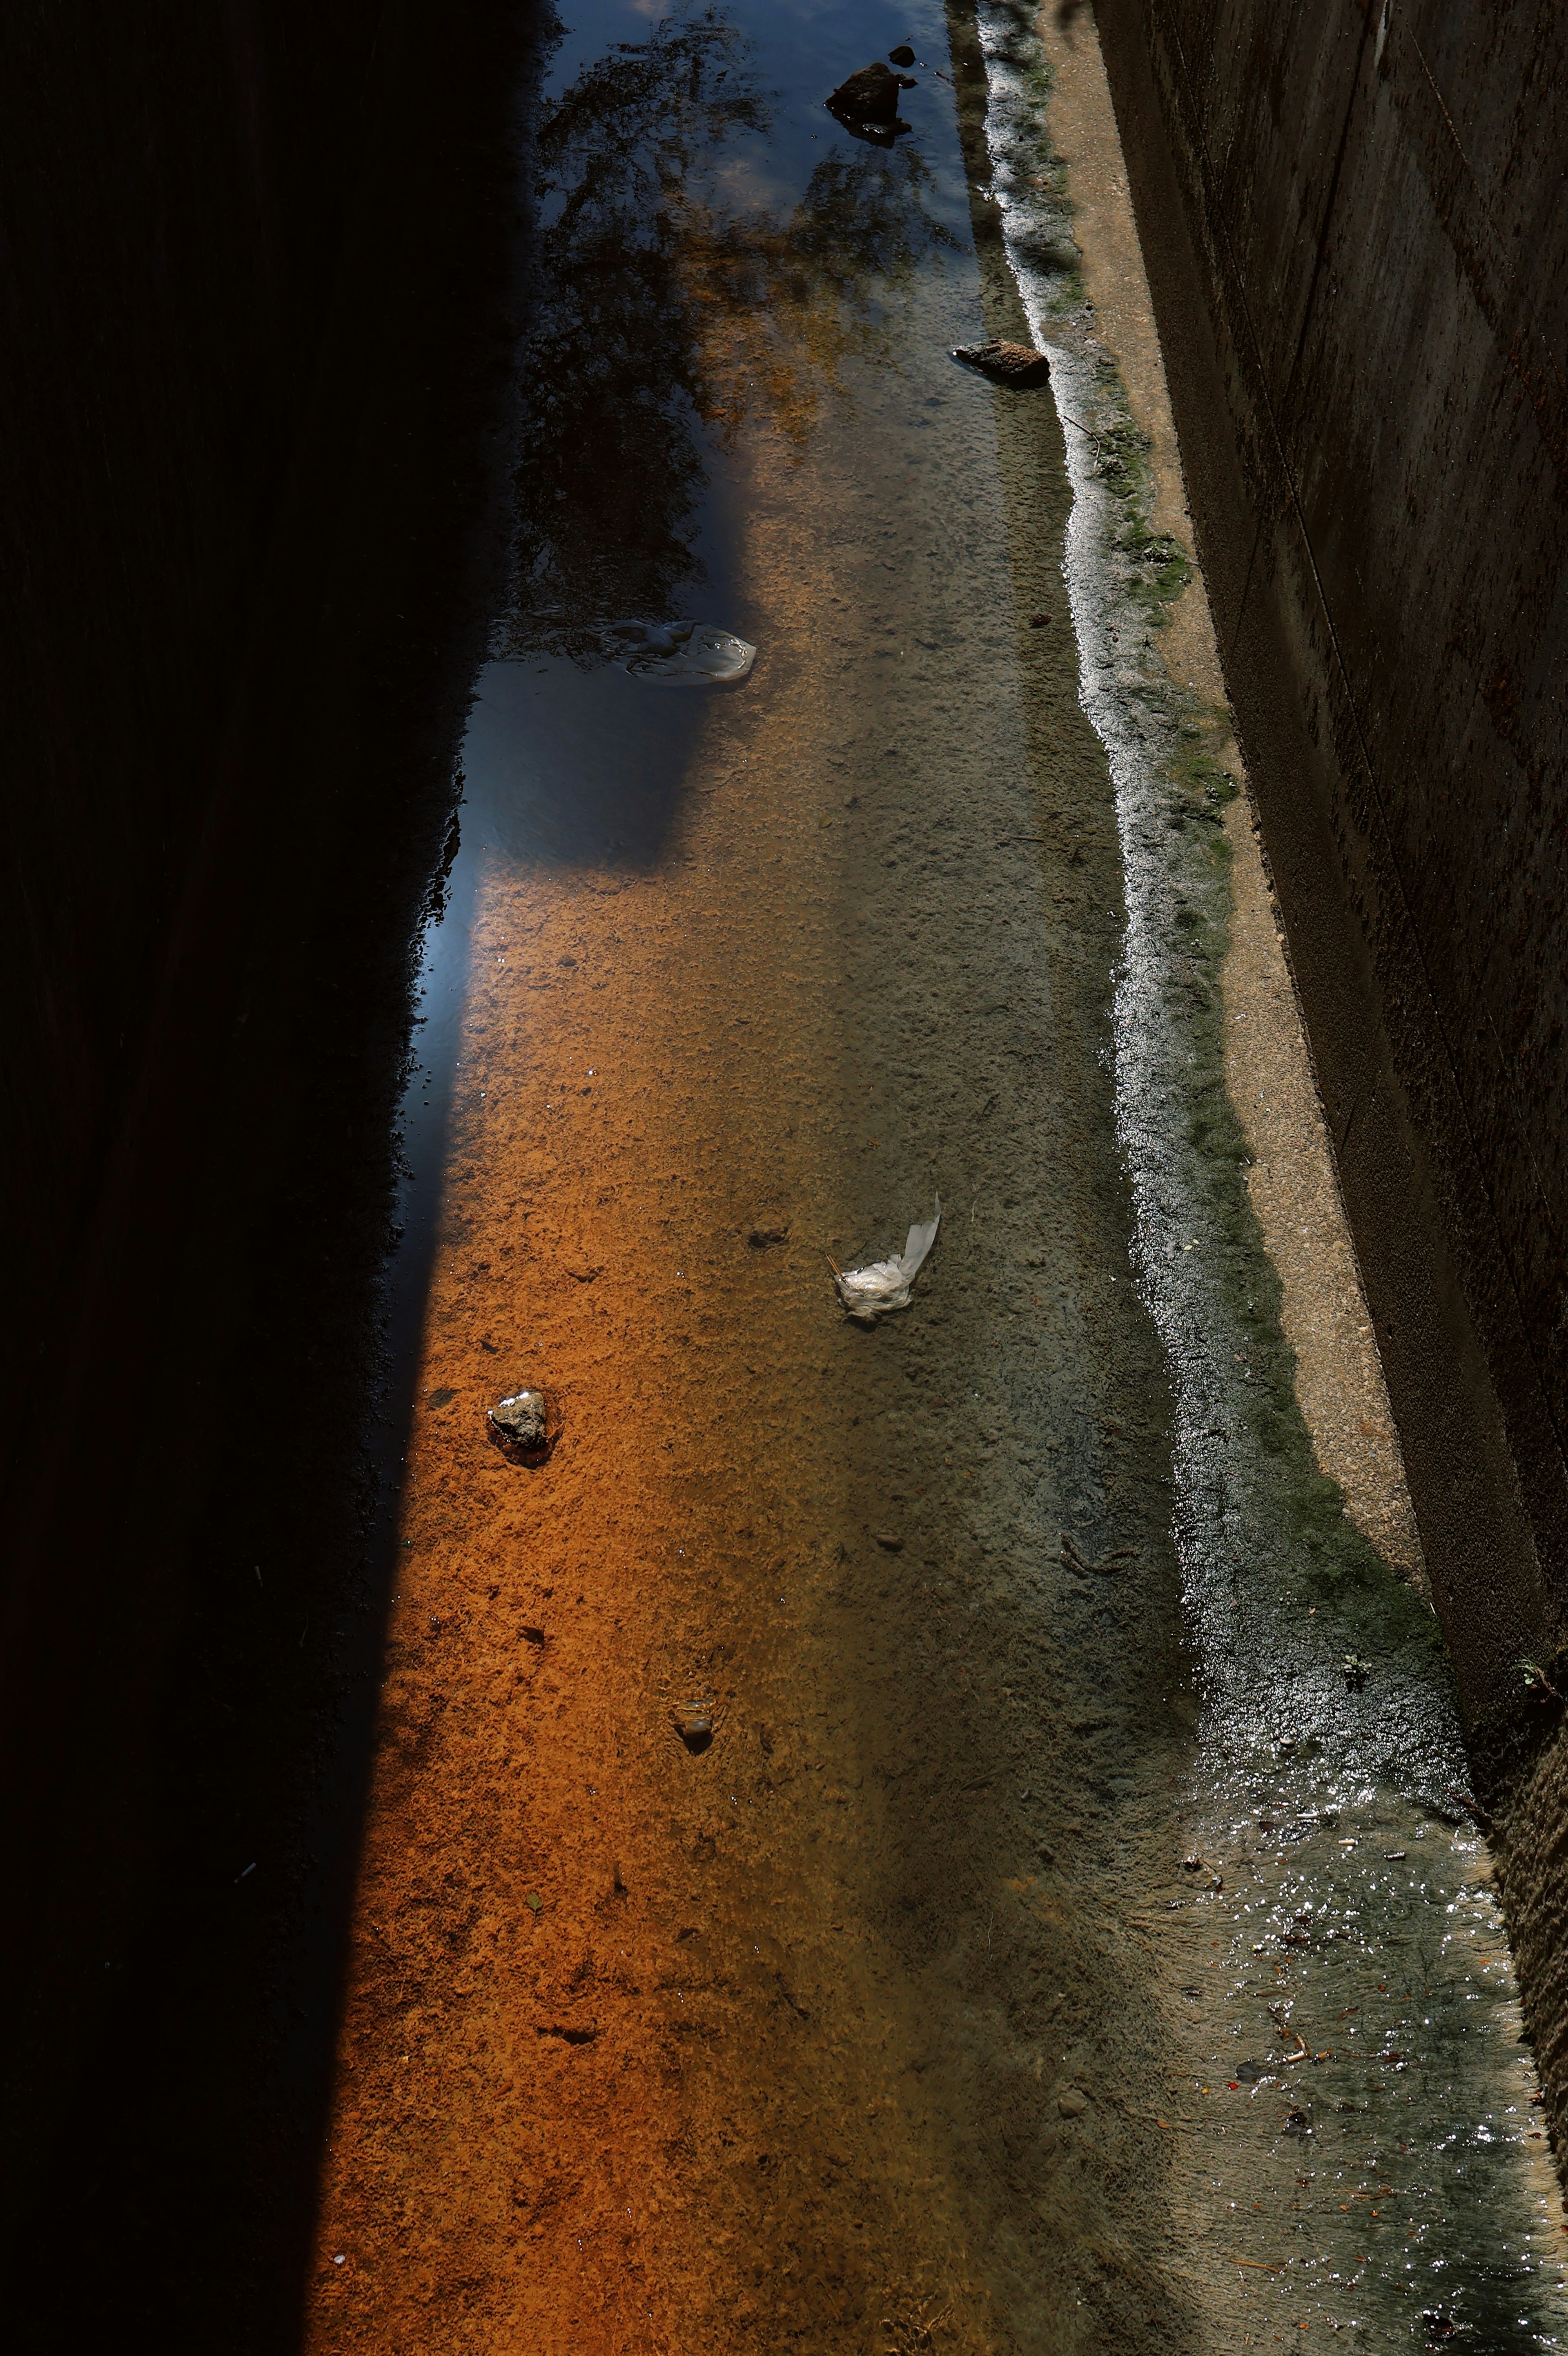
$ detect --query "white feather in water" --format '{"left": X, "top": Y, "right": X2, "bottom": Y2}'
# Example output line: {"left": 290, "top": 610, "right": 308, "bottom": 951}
{"left": 833, "top": 1196, "right": 941, "bottom": 1323}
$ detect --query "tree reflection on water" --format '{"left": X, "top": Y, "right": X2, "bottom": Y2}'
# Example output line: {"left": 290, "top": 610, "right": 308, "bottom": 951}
{"left": 508, "top": 7, "right": 955, "bottom": 659}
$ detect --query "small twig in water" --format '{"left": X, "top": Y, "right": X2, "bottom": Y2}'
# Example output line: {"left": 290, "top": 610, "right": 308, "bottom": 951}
{"left": 1060, "top": 1531, "right": 1126, "bottom": 1577}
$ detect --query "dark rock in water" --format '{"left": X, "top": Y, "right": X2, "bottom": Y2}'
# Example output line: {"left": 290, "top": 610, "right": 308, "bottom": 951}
{"left": 672, "top": 1697, "right": 716, "bottom": 1754}
{"left": 829, "top": 61, "right": 915, "bottom": 122}
{"left": 888, "top": 44, "right": 916, "bottom": 67}
{"left": 952, "top": 339, "right": 1052, "bottom": 389}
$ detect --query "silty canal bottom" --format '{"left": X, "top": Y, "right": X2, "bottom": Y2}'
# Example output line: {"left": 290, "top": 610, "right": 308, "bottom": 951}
{"left": 302, "top": 2, "right": 1568, "bottom": 2349}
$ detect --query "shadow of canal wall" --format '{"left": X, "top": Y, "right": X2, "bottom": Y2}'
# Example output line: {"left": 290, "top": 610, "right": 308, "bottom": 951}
{"left": 1, "top": 0, "right": 383, "bottom": 1485}
{"left": 1094, "top": 0, "right": 1568, "bottom": 2167}
{"left": 0, "top": 1, "right": 549, "bottom": 2333}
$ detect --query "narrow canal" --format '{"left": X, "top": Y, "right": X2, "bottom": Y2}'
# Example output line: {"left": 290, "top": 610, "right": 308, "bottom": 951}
{"left": 294, "top": 3, "right": 1566, "bottom": 2350}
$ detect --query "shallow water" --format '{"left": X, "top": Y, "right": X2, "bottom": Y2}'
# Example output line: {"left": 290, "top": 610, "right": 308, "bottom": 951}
{"left": 337, "top": 1, "right": 1566, "bottom": 2345}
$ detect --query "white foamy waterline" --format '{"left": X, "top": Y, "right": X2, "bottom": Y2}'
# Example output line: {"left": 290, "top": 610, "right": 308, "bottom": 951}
{"left": 970, "top": 0, "right": 1568, "bottom": 2331}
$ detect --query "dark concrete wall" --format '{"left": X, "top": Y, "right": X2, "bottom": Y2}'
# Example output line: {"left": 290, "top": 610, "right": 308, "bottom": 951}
{"left": 0, "top": 0, "right": 388, "bottom": 2191}
{"left": 1094, "top": 0, "right": 1568, "bottom": 2146}
{"left": 0, "top": 0, "right": 394, "bottom": 2221}
{"left": 0, "top": 0, "right": 384, "bottom": 1498}
{"left": 0, "top": 2, "right": 543, "bottom": 2324}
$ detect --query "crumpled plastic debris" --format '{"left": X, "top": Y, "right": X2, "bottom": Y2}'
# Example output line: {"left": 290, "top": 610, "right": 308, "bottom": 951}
{"left": 833, "top": 1196, "right": 941, "bottom": 1323}
{"left": 951, "top": 338, "right": 1052, "bottom": 388}
{"left": 608, "top": 619, "right": 755, "bottom": 686}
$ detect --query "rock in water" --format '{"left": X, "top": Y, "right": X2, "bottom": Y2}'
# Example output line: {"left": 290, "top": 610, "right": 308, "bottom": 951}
{"left": 672, "top": 1698, "right": 716, "bottom": 1754}
{"left": 952, "top": 339, "right": 1052, "bottom": 389}
{"left": 828, "top": 61, "right": 915, "bottom": 123}
{"left": 888, "top": 45, "right": 917, "bottom": 68}
{"left": 489, "top": 1390, "right": 548, "bottom": 1450}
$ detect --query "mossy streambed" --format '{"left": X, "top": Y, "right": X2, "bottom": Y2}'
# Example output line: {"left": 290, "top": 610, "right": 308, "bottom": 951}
{"left": 964, "top": 0, "right": 1568, "bottom": 2340}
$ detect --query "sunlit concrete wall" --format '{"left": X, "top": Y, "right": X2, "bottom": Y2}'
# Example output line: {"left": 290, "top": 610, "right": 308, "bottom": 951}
{"left": 1096, "top": 0, "right": 1568, "bottom": 2144}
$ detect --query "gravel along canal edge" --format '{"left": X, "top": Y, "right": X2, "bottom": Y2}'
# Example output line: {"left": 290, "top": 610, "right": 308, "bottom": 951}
{"left": 971, "top": 0, "right": 1568, "bottom": 2343}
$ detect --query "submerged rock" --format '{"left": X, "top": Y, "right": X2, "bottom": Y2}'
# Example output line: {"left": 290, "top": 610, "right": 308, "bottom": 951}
{"left": 888, "top": 45, "right": 917, "bottom": 69}
{"left": 952, "top": 339, "right": 1052, "bottom": 389}
{"left": 488, "top": 1389, "right": 551, "bottom": 1458}
{"left": 829, "top": 60, "right": 915, "bottom": 121}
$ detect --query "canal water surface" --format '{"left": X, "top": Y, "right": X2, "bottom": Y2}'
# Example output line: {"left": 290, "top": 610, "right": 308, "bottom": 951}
{"left": 302, "top": 4, "right": 1567, "bottom": 2349}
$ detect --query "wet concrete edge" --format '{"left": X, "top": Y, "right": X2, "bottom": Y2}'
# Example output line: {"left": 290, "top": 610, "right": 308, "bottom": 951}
{"left": 1089, "top": 0, "right": 1568, "bottom": 2184}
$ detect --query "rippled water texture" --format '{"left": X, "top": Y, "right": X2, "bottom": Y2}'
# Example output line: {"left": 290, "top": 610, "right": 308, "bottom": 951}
{"left": 335, "top": 1, "right": 1568, "bottom": 2346}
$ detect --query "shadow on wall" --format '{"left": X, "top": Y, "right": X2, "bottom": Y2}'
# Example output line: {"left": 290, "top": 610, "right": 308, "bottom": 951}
{"left": 0, "top": 0, "right": 386, "bottom": 1514}
{"left": 0, "top": 0, "right": 555, "bottom": 2347}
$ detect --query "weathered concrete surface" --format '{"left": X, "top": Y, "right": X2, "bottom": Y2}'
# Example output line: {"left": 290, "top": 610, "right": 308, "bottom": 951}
{"left": 1093, "top": 0, "right": 1568, "bottom": 2153}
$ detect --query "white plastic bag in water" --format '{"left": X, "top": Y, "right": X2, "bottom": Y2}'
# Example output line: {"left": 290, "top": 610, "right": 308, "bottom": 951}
{"left": 833, "top": 1197, "right": 942, "bottom": 1323}
{"left": 608, "top": 619, "right": 755, "bottom": 686}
